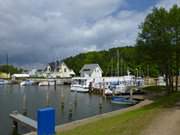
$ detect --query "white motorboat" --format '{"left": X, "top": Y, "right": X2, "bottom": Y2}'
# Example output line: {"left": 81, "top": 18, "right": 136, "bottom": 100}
{"left": 0, "top": 79, "right": 9, "bottom": 85}
{"left": 114, "top": 83, "right": 127, "bottom": 94}
{"left": 109, "top": 80, "right": 127, "bottom": 94}
{"left": 20, "top": 80, "right": 34, "bottom": 86}
{"left": 39, "top": 80, "right": 55, "bottom": 86}
{"left": 70, "top": 77, "right": 93, "bottom": 92}
{"left": 157, "top": 76, "right": 166, "bottom": 86}
{"left": 104, "top": 89, "right": 113, "bottom": 95}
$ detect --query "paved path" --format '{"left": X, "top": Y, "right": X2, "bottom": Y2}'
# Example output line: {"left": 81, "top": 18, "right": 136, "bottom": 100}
{"left": 141, "top": 103, "right": 180, "bottom": 135}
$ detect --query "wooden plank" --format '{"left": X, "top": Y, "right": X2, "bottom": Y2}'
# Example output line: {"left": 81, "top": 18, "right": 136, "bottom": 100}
{"left": 10, "top": 111, "right": 37, "bottom": 130}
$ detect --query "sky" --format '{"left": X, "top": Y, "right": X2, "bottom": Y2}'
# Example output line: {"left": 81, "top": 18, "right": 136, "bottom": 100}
{"left": 0, "top": 0, "right": 179, "bottom": 68}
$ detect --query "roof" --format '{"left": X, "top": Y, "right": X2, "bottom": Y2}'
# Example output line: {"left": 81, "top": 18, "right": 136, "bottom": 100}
{"left": 45, "top": 61, "right": 65, "bottom": 71}
{"left": 80, "top": 64, "right": 103, "bottom": 74}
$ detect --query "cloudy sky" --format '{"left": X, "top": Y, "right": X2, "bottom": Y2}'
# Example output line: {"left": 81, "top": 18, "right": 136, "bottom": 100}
{"left": 0, "top": 0, "right": 179, "bottom": 68}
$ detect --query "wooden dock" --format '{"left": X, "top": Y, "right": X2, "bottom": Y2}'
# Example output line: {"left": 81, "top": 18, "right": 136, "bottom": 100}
{"left": 9, "top": 111, "right": 37, "bottom": 131}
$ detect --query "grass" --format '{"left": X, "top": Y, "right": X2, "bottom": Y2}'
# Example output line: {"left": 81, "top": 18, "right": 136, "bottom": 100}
{"left": 58, "top": 87, "right": 180, "bottom": 135}
{"left": 142, "top": 86, "right": 166, "bottom": 93}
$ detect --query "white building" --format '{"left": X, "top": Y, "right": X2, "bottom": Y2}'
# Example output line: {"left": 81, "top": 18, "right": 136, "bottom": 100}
{"left": 80, "top": 64, "right": 103, "bottom": 78}
{"left": 45, "top": 61, "right": 75, "bottom": 78}
{"left": 12, "top": 74, "right": 30, "bottom": 80}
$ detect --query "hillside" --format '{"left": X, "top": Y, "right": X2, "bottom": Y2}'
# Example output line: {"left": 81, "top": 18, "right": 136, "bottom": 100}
{"left": 63, "top": 46, "right": 159, "bottom": 77}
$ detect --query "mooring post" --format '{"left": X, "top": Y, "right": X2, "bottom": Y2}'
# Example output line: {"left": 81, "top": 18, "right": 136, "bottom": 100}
{"left": 54, "top": 80, "right": 56, "bottom": 90}
{"left": 130, "top": 88, "right": 133, "bottom": 101}
{"left": 61, "top": 91, "right": 65, "bottom": 109}
{"left": 99, "top": 97, "right": 102, "bottom": 110}
{"left": 12, "top": 120, "right": 18, "bottom": 131}
{"left": 46, "top": 92, "right": 49, "bottom": 106}
{"left": 22, "top": 94, "right": 27, "bottom": 115}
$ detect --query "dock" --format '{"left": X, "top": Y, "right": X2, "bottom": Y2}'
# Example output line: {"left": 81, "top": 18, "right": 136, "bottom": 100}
{"left": 10, "top": 111, "right": 37, "bottom": 131}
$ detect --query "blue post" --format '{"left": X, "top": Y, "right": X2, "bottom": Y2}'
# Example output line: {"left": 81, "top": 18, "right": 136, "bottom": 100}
{"left": 37, "top": 107, "right": 55, "bottom": 135}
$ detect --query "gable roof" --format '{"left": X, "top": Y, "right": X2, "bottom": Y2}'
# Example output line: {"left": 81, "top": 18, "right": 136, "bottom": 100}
{"left": 80, "top": 64, "right": 103, "bottom": 74}
{"left": 45, "top": 61, "right": 66, "bottom": 71}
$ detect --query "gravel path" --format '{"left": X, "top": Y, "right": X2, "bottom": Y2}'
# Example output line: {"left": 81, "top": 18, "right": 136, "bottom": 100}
{"left": 141, "top": 103, "right": 180, "bottom": 135}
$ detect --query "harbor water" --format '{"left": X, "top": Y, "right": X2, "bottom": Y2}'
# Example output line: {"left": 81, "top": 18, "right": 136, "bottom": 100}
{"left": 0, "top": 85, "right": 126, "bottom": 135}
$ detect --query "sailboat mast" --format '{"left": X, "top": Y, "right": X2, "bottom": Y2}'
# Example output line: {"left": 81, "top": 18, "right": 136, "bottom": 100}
{"left": 117, "top": 50, "right": 119, "bottom": 76}
{"left": 111, "top": 57, "right": 114, "bottom": 76}
{"left": 120, "top": 58, "right": 123, "bottom": 76}
{"left": 6, "top": 54, "right": 8, "bottom": 74}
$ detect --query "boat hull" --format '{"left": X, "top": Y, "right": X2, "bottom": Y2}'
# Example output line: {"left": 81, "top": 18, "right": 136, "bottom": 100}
{"left": 0, "top": 80, "right": 9, "bottom": 85}
{"left": 70, "top": 86, "right": 89, "bottom": 92}
{"left": 111, "top": 97, "right": 136, "bottom": 105}
{"left": 39, "top": 81, "right": 55, "bottom": 86}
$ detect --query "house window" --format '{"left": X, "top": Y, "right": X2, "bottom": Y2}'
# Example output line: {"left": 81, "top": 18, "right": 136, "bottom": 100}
{"left": 64, "top": 68, "right": 67, "bottom": 72}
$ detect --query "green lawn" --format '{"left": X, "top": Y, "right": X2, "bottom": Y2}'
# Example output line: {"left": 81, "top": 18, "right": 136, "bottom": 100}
{"left": 59, "top": 87, "right": 180, "bottom": 135}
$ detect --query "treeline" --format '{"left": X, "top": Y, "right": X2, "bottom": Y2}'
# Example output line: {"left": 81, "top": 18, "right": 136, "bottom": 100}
{"left": 64, "top": 46, "right": 159, "bottom": 77}
{"left": 0, "top": 64, "right": 23, "bottom": 74}
{"left": 64, "top": 5, "right": 180, "bottom": 93}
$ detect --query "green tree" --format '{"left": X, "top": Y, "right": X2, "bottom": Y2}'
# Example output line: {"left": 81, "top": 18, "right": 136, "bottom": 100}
{"left": 0, "top": 64, "right": 23, "bottom": 75}
{"left": 137, "top": 5, "right": 180, "bottom": 93}
{"left": 169, "top": 5, "right": 180, "bottom": 91}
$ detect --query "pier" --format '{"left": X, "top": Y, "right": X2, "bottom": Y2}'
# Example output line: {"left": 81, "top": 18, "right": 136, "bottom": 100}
{"left": 31, "top": 78, "right": 72, "bottom": 85}
{"left": 9, "top": 111, "right": 37, "bottom": 131}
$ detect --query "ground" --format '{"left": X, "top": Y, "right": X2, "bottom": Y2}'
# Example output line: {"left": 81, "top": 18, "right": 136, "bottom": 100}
{"left": 58, "top": 87, "right": 180, "bottom": 135}
{"left": 141, "top": 102, "right": 180, "bottom": 135}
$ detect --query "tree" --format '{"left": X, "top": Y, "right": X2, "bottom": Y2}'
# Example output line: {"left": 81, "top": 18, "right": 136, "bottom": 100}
{"left": 169, "top": 5, "right": 180, "bottom": 91}
{"left": 136, "top": 5, "right": 180, "bottom": 93}
{"left": 0, "top": 64, "right": 23, "bottom": 75}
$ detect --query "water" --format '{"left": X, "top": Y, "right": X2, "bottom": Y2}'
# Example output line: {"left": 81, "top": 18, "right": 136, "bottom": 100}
{"left": 0, "top": 85, "right": 125, "bottom": 135}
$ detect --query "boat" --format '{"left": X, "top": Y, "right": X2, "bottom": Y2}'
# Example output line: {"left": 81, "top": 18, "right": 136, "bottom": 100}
{"left": 70, "top": 77, "right": 93, "bottom": 92}
{"left": 20, "top": 80, "right": 34, "bottom": 86}
{"left": 104, "top": 88, "right": 113, "bottom": 96}
{"left": 111, "top": 96, "right": 137, "bottom": 105}
{"left": 109, "top": 81, "right": 127, "bottom": 94}
{"left": 157, "top": 76, "right": 166, "bottom": 86}
{"left": 38, "top": 80, "right": 55, "bottom": 86}
{"left": 0, "top": 79, "right": 9, "bottom": 85}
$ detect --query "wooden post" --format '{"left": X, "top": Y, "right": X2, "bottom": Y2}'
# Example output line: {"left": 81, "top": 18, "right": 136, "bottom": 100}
{"left": 12, "top": 120, "right": 18, "bottom": 131}
{"left": 99, "top": 97, "right": 102, "bottom": 110}
{"left": 102, "top": 89, "right": 105, "bottom": 97}
{"left": 130, "top": 88, "right": 133, "bottom": 101}
{"left": 68, "top": 103, "right": 73, "bottom": 120}
{"left": 61, "top": 93, "right": 64, "bottom": 110}
{"left": 54, "top": 80, "right": 56, "bottom": 90}
{"left": 46, "top": 92, "right": 49, "bottom": 106}
{"left": 22, "top": 94, "right": 27, "bottom": 115}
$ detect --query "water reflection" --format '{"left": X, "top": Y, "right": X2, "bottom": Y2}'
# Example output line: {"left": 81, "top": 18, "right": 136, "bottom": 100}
{"left": 0, "top": 85, "right": 125, "bottom": 135}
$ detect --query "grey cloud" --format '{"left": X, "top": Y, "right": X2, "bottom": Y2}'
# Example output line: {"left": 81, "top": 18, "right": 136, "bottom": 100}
{"left": 0, "top": 0, "right": 178, "bottom": 66}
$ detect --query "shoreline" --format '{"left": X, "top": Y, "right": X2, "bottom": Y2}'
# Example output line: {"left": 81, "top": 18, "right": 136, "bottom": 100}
{"left": 25, "top": 99, "right": 153, "bottom": 135}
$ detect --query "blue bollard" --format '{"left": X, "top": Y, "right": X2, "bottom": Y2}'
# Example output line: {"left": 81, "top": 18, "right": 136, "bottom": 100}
{"left": 37, "top": 107, "right": 55, "bottom": 135}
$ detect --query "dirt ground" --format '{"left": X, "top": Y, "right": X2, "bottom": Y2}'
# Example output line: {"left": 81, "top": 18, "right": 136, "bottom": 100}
{"left": 141, "top": 102, "right": 180, "bottom": 135}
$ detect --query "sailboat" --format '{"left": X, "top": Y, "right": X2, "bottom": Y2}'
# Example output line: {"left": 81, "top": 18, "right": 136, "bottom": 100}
{"left": 0, "top": 79, "right": 9, "bottom": 85}
{"left": 20, "top": 80, "right": 34, "bottom": 86}
{"left": 109, "top": 51, "right": 128, "bottom": 94}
